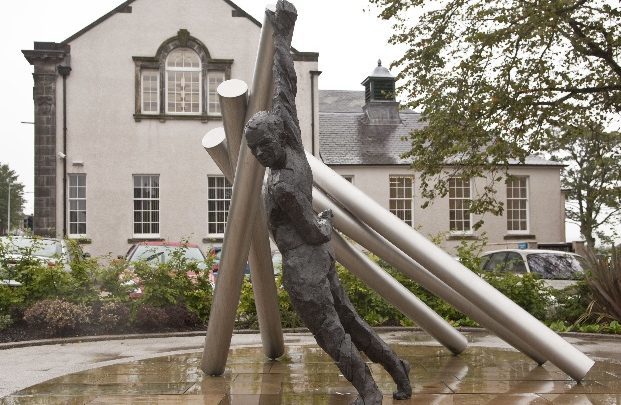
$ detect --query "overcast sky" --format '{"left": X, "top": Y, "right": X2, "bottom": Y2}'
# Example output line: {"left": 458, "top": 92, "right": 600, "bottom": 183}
{"left": 0, "top": 0, "right": 584, "bottom": 241}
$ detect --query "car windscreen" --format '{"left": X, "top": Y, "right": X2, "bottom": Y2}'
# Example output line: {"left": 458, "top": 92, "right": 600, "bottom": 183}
{"left": 1, "top": 237, "right": 62, "bottom": 258}
{"left": 129, "top": 245, "right": 205, "bottom": 263}
{"left": 526, "top": 253, "right": 584, "bottom": 280}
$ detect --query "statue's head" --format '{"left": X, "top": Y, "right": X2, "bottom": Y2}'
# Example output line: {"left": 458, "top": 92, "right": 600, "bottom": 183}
{"left": 246, "top": 111, "right": 286, "bottom": 168}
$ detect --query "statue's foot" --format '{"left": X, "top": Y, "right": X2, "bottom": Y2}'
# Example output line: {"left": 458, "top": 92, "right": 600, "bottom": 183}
{"left": 393, "top": 358, "right": 412, "bottom": 400}
{"left": 352, "top": 390, "right": 383, "bottom": 405}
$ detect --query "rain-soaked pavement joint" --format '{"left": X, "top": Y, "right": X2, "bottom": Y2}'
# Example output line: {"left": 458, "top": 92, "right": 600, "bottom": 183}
{"left": 2, "top": 330, "right": 621, "bottom": 404}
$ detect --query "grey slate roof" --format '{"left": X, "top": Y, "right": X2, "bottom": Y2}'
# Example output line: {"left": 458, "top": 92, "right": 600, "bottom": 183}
{"left": 319, "top": 110, "right": 423, "bottom": 165}
{"left": 318, "top": 90, "right": 563, "bottom": 167}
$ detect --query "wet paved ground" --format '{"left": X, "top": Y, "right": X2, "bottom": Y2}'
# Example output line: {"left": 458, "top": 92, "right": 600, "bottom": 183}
{"left": 1, "top": 330, "right": 621, "bottom": 404}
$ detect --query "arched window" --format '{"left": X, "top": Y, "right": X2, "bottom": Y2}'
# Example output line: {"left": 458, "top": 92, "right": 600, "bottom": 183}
{"left": 133, "top": 29, "right": 232, "bottom": 121}
{"left": 165, "top": 48, "right": 201, "bottom": 114}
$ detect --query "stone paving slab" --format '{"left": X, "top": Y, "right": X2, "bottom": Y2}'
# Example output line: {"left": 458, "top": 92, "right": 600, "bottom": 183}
{"left": 1, "top": 330, "right": 621, "bottom": 404}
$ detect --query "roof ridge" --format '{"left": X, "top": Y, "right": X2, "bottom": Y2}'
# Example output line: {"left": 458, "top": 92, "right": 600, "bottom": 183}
{"left": 61, "top": 0, "right": 262, "bottom": 45}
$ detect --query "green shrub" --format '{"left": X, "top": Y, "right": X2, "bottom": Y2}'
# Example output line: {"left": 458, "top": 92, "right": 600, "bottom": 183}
{"left": 549, "top": 280, "right": 591, "bottom": 324}
{"left": 133, "top": 305, "right": 170, "bottom": 331}
{"left": 584, "top": 248, "right": 621, "bottom": 322}
{"left": 275, "top": 274, "right": 304, "bottom": 328}
{"left": 0, "top": 314, "right": 13, "bottom": 331}
{"left": 237, "top": 277, "right": 258, "bottom": 329}
{"left": 23, "top": 299, "right": 92, "bottom": 337}
{"left": 131, "top": 244, "right": 213, "bottom": 321}
{"left": 481, "top": 272, "right": 551, "bottom": 320}
{"left": 606, "top": 320, "right": 621, "bottom": 334}
{"left": 96, "top": 301, "right": 131, "bottom": 333}
{"left": 336, "top": 262, "right": 409, "bottom": 327}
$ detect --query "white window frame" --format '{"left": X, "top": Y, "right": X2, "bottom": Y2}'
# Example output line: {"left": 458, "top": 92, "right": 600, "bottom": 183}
{"left": 165, "top": 48, "right": 202, "bottom": 115}
{"left": 389, "top": 175, "right": 414, "bottom": 226}
{"left": 141, "top": 70, "right": 160, "bottom": 114}
{"left": 207, "top": 175, "right": 232, "bottom": 236}
{"left": 449, "top": 177, "right": 473, "bottom": 234}
{"left": 68, "top": 174, "right": 87, "bottom": 237}
{"left": 133, "top": 175, "right": 160, "bottom": 238}
{"left": 506, "top": 176, "right": 530, "bottom": 234}
{"left": 207, "top": 71, "right": 225, "bottom": 116}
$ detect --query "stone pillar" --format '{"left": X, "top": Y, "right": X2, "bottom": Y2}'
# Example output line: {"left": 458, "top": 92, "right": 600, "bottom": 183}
{"left": 23, "top": 43, "right": 69, "bottom": 237}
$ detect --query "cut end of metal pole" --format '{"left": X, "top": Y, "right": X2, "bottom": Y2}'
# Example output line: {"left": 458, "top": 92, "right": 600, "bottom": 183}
{"left": 218, "top": 79, "right": 249, "bottom": 99}
{"left": 202, "top": 127, "right": 226, "bottom": 150}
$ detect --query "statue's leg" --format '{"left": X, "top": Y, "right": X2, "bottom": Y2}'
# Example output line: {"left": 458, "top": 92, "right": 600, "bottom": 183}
{"left": 283, "top": 249, "right": 383, "bottom": 404}
{"left": 327, "top": 266, "right": 412, "bottom": 400}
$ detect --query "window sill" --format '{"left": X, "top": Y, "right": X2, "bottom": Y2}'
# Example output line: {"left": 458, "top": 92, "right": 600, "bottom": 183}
{"left": 127, "top": 237, "right": 165, "bottom": 244}
{"left": 133, "top": 113, "right": 222, "bottom": 123}
{"left": 203, "top": 236, "right": 224, "bottom": 244}
{"left": 503, "top": 234, "right": 536, "bottom": 240}
{"left": 447, "top": 234, "right": 478, "bottom": 241}
{"left": 68, "top": 237, "right": 92, "bottom": 244}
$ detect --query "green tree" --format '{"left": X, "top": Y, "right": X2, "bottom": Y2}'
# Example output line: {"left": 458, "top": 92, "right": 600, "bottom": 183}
{"left": 0, "top": 163, "right": 25, "bottom": 235}
{"left": 369, "top": 0, "right": 621, "bottom": 216}
{"left": 548, "top": 123, "right": 621, "bottom": 247}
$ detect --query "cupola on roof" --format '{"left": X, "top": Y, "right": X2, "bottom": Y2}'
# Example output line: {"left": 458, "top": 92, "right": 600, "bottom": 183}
{"left": 369, "top": 59, "right": 394, "bottom": 79}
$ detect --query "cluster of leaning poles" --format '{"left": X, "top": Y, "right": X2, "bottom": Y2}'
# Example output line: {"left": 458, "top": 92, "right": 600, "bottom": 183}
{"left": 200, "top": 3, "right": 594, "bottom": 383}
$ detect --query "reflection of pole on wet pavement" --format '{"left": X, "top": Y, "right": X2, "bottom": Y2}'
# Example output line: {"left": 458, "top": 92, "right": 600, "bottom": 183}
{"left": 201, "top": 4, "right": 279, "bottom": 376}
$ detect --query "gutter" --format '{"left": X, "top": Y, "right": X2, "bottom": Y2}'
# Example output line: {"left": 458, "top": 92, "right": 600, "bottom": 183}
{"left": 58, "top": 66, "right": 71, "bottom": 236}
{"left": 309, "top": 70, "right": 322, "bottom": 155}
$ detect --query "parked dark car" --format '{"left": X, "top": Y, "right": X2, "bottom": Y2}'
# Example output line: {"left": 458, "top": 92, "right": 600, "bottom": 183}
{"left": 480, "top": 249, "right": 588, "bottom": 289}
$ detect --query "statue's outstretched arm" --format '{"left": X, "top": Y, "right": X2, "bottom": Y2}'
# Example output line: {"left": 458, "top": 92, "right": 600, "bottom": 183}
{"left": 273, "top": 182, "right": 331, "bottom": 245}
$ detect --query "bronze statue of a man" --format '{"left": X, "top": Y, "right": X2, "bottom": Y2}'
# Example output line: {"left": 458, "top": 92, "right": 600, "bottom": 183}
{"left": 246, "top": 2, "right": 412, "bottom": 403}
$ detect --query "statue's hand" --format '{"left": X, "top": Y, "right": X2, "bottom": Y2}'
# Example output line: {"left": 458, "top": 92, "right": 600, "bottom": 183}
{"left": 317, "top": 218, "right": 332, "bottom": 240}
{"left": 318, "top": 209, "right": 333, "bottom": 220}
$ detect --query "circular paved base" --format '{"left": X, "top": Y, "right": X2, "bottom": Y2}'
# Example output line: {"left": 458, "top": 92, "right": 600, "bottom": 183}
{"left": 3, "top": 331, "right": 621, "bottom": 404}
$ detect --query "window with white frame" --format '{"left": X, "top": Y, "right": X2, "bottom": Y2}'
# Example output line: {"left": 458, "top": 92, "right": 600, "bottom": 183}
{"left": 207, "top": 176, "right": 232, "bottom": 235}
{"left": 133, "top": 175, "right": 160, "bottom": 236}
{"left": 166, "top": 48, "right": 201, "bottom": 114}
{"left": 68, "top": 174, "right": 86, "bottom": 236}
{"left": 507, "top": 177, "right": 529, "bottom": 232}
{"left": 141, "top": 70, "right": 159, "bottom": 114}
{"left": 207, "top": 71, "right": 225, "bottom": 115}
{"left": 449, "top": 177, "right": 471, "bottom": 233}
{"left": 389, "top": 176, "right": 414, "bottom": 226}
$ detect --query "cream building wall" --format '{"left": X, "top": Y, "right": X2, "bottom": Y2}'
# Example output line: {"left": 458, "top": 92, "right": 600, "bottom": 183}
{"left": 47, "top": 0, "right": 318, "bottom": 257}
{"left": 328, "top": 165, "right": 565, "bottom": 255}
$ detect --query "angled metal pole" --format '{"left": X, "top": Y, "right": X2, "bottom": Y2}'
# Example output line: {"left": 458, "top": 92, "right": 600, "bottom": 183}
{"left": 203, "top": 124, "right": 284, "bottom": 358}
{"left": 313, "top": 188, "right": 547, "bottom": 364}
{"left": 331, "top": 232, "right": 468, "bottom": 354}
{"left": 201, "top": 5, "right": 277, "bottom": 376}
{"left": 306, "top": 152, "right": 594, "bottom": 381}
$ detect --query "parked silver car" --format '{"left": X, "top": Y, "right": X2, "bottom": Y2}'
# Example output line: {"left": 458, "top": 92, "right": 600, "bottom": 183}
{"left": 480, "top": 249, "right": 588, "bottom": 289}
{"left": 0, "top": 236, "right": 83, "bottom": 286}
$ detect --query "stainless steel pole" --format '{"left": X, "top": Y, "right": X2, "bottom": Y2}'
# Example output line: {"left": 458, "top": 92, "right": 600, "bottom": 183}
{"left": 306, "top": 152, "right": 594, "bottom": 381}
{"left": 201, "top": 6, "right": 277, "bottom": 376}
{"left": 331, "top": 232, "right": 468, "bottom": 354}
{"left": 312, "top": 188, "right": 547, "bottom": 364}
{"left": 205, "top": 106, "right": 284, "bottom": 358}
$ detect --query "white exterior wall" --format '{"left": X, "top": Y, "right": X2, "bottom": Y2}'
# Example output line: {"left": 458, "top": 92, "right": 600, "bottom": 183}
{"left": 329, "top": 165, "right": 565, "bottom": 255}
{"left": 56, "top": 0, "right": 318, "bottom": 256}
